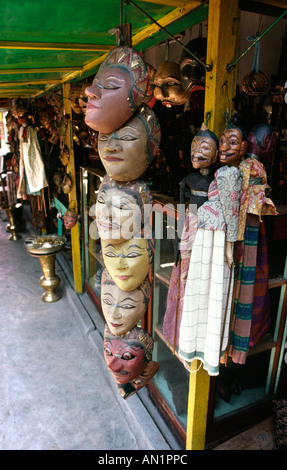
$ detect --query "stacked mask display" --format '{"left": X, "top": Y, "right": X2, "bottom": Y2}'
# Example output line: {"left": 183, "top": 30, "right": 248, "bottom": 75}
{"left": 85, "top": 46, "right": 161, "bottom": 399}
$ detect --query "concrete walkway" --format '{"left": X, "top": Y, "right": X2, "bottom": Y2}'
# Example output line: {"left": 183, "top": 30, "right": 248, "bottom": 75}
{"left": 0, "top": 208, "right": 180, "bottom": 451}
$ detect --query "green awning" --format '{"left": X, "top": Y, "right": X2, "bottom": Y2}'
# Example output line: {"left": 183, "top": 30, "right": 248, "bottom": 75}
{"left": 0, "top": 0, "right": 208, "bottom": 100}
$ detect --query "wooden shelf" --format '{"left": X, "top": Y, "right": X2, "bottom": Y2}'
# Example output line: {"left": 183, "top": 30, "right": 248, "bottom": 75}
{"left": 154, "top": 323, "right": 187, "bottom": 367}
{"left": 154, "top": 323, "right": 277, "bottom": 364}
{"left": 248, "top": 333, "right": 277, "bottom": 356}
{"left": 156, "top": 268, "right": 286, "bottom": 290}
{"left": 268, "top": 276, "right": 287, "bottom": 289}
{"left": 84, "top": 243, "right": 104, "bottom": 266}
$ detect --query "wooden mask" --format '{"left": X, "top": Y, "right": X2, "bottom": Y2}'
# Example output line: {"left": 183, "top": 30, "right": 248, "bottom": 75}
{"left": 85, "top": 46, "right": 149, "bottom": 134}
{"left": 98, "top": 103, "right": 161, "bottom": 182}
{"left": 63, "top": 210, "right": 77, "bottom": 230}
{"left": 95, "top": 175, "right": 153, "bottom": 244}
{"left": 103, "top": 324, "right": 159, "bottom": 398}
{"left": 180, "top": 37, "right": 207, "bottom": 93}
{"left": 101, "top": 268, "right": 151, "bottom": 336}
{"left": 101, "top": 236, "right": 154, "bottom": 291}
{"left": 153, "top": 61, "right": 190, "bottom": 107}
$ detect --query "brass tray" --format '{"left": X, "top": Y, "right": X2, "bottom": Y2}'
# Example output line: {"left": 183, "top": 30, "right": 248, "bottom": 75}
{"left": 25, "top": 235, "right": 66, "bottom": 255}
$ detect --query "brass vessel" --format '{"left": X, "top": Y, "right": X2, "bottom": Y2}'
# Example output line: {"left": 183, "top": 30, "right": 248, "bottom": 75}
{"left": 38, "top": 253, "right": 62, "bottom": 303}
{"left": 5, "top": 207, "right": 21, "bottom": 241}
{"left": 25, "top": 235, "right": 65, "bottom": 302}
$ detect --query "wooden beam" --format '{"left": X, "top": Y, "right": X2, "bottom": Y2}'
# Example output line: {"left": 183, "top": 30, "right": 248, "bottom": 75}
{"left": 0, "top": 93, "right": 34, "bottom": 98}
{"left": 186, "top": 360, "right": 211, "bottom": 450}
{"left": 62, "top": 82, "right": 83, "bottom": 294}
{"left": 0, "top": 41, "right": 114, "bottom": 52}
{"left": 185, "top": 0, "right": 241, "bottom": 451}
{"left": 0, "top": 88, "right": 42, "bottom": 93}
{"left": 0, "top": 79, "right": 62, "bottom": 87}
{"left": 131, "top": 2, "right": 204, "bottom": 47}
{"left": 204, "top": 0, "right": 240, "bottom": 137}
{"left": 249, "top": 0, "right": 287, "bottom": 9}
{"left": 139, "top": 0, "right": 203, "bottom": 7}
{"left": 0, "top": 67, "right": 82, "bottom": 74}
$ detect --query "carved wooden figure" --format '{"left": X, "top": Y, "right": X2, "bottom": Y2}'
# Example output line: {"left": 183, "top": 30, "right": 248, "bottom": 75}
{"left": 97, "top": 103, "right": 160, "bottom": 182}
{"left": 103, "top": 324, "right": 159, "bottom": 399}
{"left": 101, "top": 268, "right": 151, "bottom": 336}
{"left": 85, "top": 46, "right": 149, "bottom": 134}
{"left": 95, "top": 175, "right": 153, "bottom": 244}
{"left": 178, "top": 126, "right": 244, "bottom": 375}
{"left": 163, "top": 123, "right": 219, "bottom": 348}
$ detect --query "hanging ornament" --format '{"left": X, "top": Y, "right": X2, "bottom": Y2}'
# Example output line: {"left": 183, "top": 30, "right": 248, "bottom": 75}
{"left": 242, "top": 33, "right": 268, "bottom": 95}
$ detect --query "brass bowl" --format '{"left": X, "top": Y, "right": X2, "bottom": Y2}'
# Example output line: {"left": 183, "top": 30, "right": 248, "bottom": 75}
{"left": 25, "top": 235, "right": 66, "bottom": 255}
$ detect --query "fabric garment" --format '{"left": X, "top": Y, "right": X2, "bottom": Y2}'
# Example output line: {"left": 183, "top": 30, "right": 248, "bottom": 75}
{"left": 178, "top": 228, "right": 234, "bottom": 375}
{"left": 227, "top": 216, "right": 272, "bottom": 363}
{"left": 178, "top": 165, "right": 242, "bottom": 376}
{"left": 162, "top": 210, "right": 198, "bottom": 346}
{"left": 238, "top": 157, "right": 278, "bottom": 241}
{"left": 227, "top": 214, "right": 260, "bottom": 364}
{"left": 227, "top": 157, "right": 277, "bottom": 364}
{"left": 163, "top": 168, "right": 215, "bottom": 348}
{"left": 17, "top": 125, "right": 48, "bottom": 199}
{"left": 249, "top": 219, "right": 271, "bottom": 346}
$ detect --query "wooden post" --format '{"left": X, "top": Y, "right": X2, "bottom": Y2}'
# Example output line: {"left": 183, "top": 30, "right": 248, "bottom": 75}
{"left": 185, "top": 0, "right": 240, "bottom": 450}
{"left": 204, "top": 0, "right": 240, "bottom": 137}
{"left": 63, "top": 82, "right": 83, "bottom": 294}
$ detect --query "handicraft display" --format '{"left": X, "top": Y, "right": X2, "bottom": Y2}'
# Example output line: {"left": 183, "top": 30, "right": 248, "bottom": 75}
{"left": 84, "top": 46, "right": 161, "bottom": 398}
{"left": 178, "top": 126, "right": 244, "bottom": 375}
{"left": 101, "top": 268, "right": 151, "bottom": 336}
{"left": 163, "top": 123, "right": 219, "bottom": 348}
{"left": 226, "top": 123, "right": 278, "bottom": 365}
{"left": 95, "top": 175, "right": 153, "bottom": 244}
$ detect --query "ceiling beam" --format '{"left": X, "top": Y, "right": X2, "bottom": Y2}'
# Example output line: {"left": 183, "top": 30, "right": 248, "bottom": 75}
{"left": 0, "top": 67, "right": 83, "bottom": 75}
{"left": 249, "top": 0, "right": 287, "bottom": 9}
{"left": 0, "top": 88, "right": 42, "bottom": 94}
{"left": 0, "top": 41, "right": 114, "bottom": 52}
{"left": 139, "top": 0, "right": 202, "bottom": 6}
{"left": 0, "top": 79, "right": 62, "bottom": 87}
{"left": 130, "top": 2, "right": 205, "bottom": 46}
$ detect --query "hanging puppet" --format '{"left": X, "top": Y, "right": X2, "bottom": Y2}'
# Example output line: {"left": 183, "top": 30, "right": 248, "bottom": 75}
{"left": 178, "top": 125, "right": 244, "bottom": 376}
{"left": 227, "top": 123, "right": 278, "bottom": 365}
{"left": 163, "top": 123, "right": 219, "bottom": 348}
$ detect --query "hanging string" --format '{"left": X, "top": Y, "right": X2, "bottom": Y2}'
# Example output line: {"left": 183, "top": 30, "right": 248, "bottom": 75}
{"left": 117, "top": 0, "right": 125, "bottom": 46}
{"left": 124, "top": 0, "right": 212, "bottom": 71}
{"left": 247, "top": 33, "right": 261, "bottom": 74}
{"left": 227, "top": 9, "right": 287, "bottom": 72}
